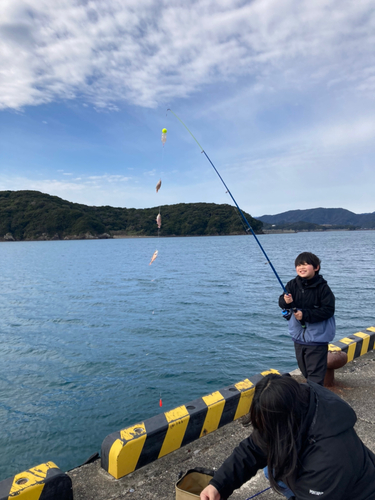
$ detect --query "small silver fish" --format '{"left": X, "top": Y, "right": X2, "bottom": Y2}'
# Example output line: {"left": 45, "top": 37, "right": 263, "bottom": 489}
{"left": 149, "top": 250, "right": 158, "bottom": 265}
{"left": 156, "top": 179, "right": 162, "bottom": 193}
{"left": 156, "top": 213, "right": 161, "bottom": 229}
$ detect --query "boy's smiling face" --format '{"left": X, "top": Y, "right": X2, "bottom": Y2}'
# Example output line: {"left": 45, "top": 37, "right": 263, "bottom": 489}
{"left": 296, "top": 262, "right": 319, "bottom": 280}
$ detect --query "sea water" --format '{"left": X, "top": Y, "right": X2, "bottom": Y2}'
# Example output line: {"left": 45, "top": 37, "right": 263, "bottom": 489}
{"left": 0, "top": 231, "right": 374, "bottom": 480}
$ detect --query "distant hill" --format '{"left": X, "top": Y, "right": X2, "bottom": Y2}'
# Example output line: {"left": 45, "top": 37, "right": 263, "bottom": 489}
{"left": 256, "top": 208, "right": 375, "bottom": 229}
{"left": 0, "top": 190, "right": 262, "bottom": 241}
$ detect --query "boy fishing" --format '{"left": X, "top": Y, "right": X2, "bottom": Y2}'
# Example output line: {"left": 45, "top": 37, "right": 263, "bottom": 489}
{"left": 279, "top": 252, "right": 335, "bottom": 386}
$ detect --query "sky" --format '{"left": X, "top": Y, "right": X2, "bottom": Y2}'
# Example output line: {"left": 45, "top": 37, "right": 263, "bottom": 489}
{"left": 0, "top": 0, "right": 374, "bottom": 217}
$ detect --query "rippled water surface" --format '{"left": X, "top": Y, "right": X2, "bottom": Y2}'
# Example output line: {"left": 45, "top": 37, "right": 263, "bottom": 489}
{"left": 1, "top": 231, "right": 374, "bottom": 479}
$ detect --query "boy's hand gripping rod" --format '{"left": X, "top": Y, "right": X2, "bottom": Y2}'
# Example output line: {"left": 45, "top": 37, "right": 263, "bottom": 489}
{"left": 167, "top": 109, "right": 288, "bottom": 295}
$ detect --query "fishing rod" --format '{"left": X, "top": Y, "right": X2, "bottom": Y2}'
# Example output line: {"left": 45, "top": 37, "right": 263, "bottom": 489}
{"left": 167, "top": 109, "right": 287, "bottom": 294}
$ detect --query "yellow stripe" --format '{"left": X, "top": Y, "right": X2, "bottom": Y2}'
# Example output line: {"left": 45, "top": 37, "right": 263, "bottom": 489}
{"left": 108, "top": 439, "right": 126, "bottom": 479}
{"left": 109, "top": 423, "right": 147, "bottom": 479}
{"left": 9, "top": 462, "right": 57, "bottom": 500}
{"left": 328, "top": 344, "right": 342, "bottom": 352}
{"left": 347, "top": 343, "right": 357, "bottom": 362}
{"left": 158, "top": 406, "right": 190, "bottom": 458}
{"left": 202, "top": 391, "right": 225, "bottom": 406}
{"left": 235, "top": 379, "right": 254, "bottom": 391}
{"left": 260, "top": 369, "right": 280, "bottom": 376}
{"left": 232, "top": 370, "right": 278, "bottom": 421}
{"left": 234, "top": 379, "right": 255, "bottom": 420}
{"left": 164, "top": 406, "right": 189, "bottom": 424}
{"left": 200, "top": 391, "right": 225, "bottom": 437}
{"left": 120, "top": 423, "right": 147, "bottom": 442}
{"left": 354, "top": 332, "right": 370, "bottom": 355}
{"left": 339, "top": 337, "right": 355, "bottom": 345}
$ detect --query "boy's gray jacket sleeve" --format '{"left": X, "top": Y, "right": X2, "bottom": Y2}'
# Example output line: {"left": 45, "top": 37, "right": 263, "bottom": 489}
{"left": 209, "top": 435, "right": 267, "bottom": 499}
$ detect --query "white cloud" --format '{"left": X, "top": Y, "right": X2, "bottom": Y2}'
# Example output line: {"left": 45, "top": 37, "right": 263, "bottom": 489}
{"left": 0, "top": 0, "right": 374, "bottom": 110}
{"left": 0, "top": 171, "right": 139, "bottom": 206}
{"left": 0, "top": 176, "right": 86, "bottom": 195}
{"left": 87, "top": 174, "right": 131, "bottom": 182}
{"left": 316, "top": 117, "right": 375, "bottom": 149}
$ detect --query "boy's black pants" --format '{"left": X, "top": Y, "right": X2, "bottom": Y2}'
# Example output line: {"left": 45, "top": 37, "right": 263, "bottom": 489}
{"left": 294, "top": 343, "right": 328, "bottom": 386}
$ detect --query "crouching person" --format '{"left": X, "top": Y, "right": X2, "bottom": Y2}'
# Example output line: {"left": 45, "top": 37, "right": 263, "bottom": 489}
{"left": 200, "top": 374, "right": 375, "bottom": 500}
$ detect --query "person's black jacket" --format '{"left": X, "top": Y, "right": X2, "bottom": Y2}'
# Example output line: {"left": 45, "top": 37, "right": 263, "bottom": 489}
{"left": 279, "top": 274, "right": 335, "bottom": 324}
{"left": 209, "top": 381, "right": 375, "bottom": 500}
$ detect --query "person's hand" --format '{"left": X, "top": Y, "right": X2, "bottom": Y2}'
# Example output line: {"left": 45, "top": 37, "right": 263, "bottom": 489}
{"left": 294, "top": 310, "right": 303, "bottom": 321}
{"left": 200, "top": 484, "right": 221, "bottom": 500}
{"left": 284, "top": 293, "right": 293, "bottom": 304}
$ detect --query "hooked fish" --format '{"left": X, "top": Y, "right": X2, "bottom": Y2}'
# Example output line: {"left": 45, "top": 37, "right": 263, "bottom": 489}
{"left": 156, "top": 213, "right": 161, "bottom": 229}
{"left": 149, "top": 250, "right": 158, "bottom": 265}
{"left": 156, "top": 179, "right": 162, "bottom": 193}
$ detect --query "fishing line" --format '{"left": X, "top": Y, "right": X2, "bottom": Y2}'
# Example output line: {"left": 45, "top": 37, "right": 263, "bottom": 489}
{"left": 245, "top": 486, "right": 271, "bottom": 499}
{"left": 158, "top": 205, "right": 161, "bottom": 238}
{"left": 166, "top": 109, "right": 287, "bottom": 294}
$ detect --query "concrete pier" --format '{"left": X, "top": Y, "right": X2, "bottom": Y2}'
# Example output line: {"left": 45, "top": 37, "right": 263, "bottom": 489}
{"left": 68, "top": 350, "right": 375, "bottom": 500}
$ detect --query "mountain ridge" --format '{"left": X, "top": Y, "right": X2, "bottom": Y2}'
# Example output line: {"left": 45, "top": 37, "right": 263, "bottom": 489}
{"left": 256, "top": 207, "right": 375, "bottom": 228}
{"left": 0, "top": 190, "right": 262, "bottom": 241}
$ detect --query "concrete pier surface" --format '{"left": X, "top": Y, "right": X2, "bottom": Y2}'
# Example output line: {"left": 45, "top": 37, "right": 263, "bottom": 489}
{"left": 69, "top": 351, "right": 375, "bottom": 500}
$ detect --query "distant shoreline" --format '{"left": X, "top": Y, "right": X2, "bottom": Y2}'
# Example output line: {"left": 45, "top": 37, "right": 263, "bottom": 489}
{"left": 1, "top": 228, "right": 373, "bottom": 243}
{"left": 261, "top": 228, "right": 373, "bottom": 234}
{"left": 0, "top": 233, "right": 248, "bottom": 242}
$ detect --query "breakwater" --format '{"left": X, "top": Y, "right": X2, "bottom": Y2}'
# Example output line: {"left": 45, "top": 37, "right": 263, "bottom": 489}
{"left": 1, "top": 325, "right": 374, "bottom": 500}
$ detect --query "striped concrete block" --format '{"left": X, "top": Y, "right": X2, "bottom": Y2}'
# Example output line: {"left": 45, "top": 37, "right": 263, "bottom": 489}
{"left": 329, "top": 326, "right": 375, "bottom": 362}
{"left": 0, "top": 462, "right": 73, "bottom": 500}
{"left": 101, "top": 368, "right": 280, "bottom": 479}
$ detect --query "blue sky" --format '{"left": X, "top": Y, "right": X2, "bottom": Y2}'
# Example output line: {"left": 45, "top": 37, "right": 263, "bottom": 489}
{"left": 1, "top": 0, "right": 374, "bottom": 217}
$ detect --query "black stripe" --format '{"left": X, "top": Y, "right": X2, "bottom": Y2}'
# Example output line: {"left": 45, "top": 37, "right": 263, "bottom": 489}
{"left": 0, "top": 476, "right": 14, "bottom": 500}
{"left": 354, "top": 340, "right": 363, "bottom": 359}
{"left": 40, "top": 473, "right": 73, "bottom": 500}
{"left": 331, "top": 341, "right": 350, "bottom": 352}
{"left": 346, "top": 335, "right": 364, "bottom": 359}
{"left": 218, "top": 386, "right": 241, "bottom": 427}
{"left": 137, "top": 413, "right": 168, "bottom": 469}
{"left": 101, "top": 431, "right": 121, "bottom": 471}
{"left": 249, "top": 373, "right": 264, "bottom": 385}
{"left": 181, "top": 398, "right": 208, "bottom": 447}
{"left": 365, "top": 329, "right": 375, "bottom": 351}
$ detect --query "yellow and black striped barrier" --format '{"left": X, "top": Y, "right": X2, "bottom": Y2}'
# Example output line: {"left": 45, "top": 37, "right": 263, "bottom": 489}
{"left": 329, "top": 326, "right": 375, "bottom": 360}
{"left": 101, "top": 326, "right": 375, "bottom": 480}
{"left": 101, "top": 369, "right": 280, "bottom": 479}
{"left": 0, "top": 462, "right": 73, "bottom": 500}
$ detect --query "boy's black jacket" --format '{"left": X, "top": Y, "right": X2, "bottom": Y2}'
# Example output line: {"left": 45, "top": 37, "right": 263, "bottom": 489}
{"left": 209, "top": 381, "right": 375, "bottom": 500}
{"left": 279, "top": 274, "right": 335, "bottom": 323}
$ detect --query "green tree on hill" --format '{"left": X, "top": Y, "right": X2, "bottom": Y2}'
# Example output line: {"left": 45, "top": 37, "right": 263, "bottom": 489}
{"left": 0, "top": 190, "right": 263, "bottom": 241}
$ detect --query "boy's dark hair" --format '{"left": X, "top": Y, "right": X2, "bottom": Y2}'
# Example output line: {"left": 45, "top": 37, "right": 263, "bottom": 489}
{"left": 250, "top": 374, "right": 310, "bottom": 494}
{"left": 295, "top": 252, "right": 321, "bottom": 272}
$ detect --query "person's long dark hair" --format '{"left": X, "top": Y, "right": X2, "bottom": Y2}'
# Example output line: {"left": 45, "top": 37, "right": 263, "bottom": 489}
{"left": 250, "top": 374, "right": 310, "bottom": 492}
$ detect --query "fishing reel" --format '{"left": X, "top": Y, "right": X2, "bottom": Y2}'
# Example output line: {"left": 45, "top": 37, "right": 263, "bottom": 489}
{"left": 281, "top": 308, "right": 297, "bottom": 321}
{"left": 282, "top": 309, "right": 293, "bottom": 320}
